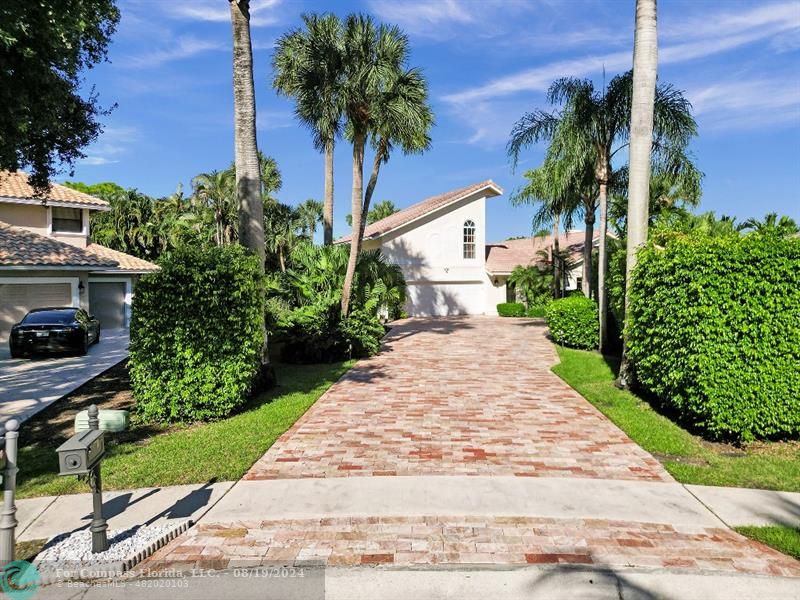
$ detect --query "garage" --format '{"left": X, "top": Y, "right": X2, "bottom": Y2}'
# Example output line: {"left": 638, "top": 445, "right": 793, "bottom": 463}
{"left": 0, "top": 281, "right": 74, "bottom": 342}
{"left": 405, "top": 282, "right": 485, "bottom": 316}
{"left": 89, "top": 281, "right": 127, "bottom": 329}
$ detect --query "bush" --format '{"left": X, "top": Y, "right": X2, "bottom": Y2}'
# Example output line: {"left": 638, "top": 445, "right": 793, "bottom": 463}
{"left": 526, "top": 305, "right": 547, "bottom": 318}
{"left": 129, "top": 245, "right": 265, "bottom": 422}
{"left": 545, "top": 296, "right": 599, "bottom": 349}
{"left": 627, "top": 233, "right": 800, "bottom": 441}
{"left": 497, "top": 302, "right": 525, "bottom": 317}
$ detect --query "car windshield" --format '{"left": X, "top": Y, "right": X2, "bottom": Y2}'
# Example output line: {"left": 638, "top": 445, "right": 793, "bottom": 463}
{"left": 22, "top": 309, "right": 77, "bottom": 325}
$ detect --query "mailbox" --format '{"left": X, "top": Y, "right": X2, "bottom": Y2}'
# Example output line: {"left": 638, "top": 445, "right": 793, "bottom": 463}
{"left": 56, "top": 429, "right": 106, "bottom": 476}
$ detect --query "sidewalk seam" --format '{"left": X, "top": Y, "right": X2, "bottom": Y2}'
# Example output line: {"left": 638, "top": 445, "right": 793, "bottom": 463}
{"left": 17, "top": 495, "right": 59, "bottom": 538}
{"left": 681, "top": 484, "right": 731, "bottom": 529}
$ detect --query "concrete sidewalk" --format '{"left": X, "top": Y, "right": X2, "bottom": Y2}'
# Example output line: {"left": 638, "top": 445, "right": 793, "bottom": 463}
{"left": 17, "top": 481, "right": 234, "bottom": 542}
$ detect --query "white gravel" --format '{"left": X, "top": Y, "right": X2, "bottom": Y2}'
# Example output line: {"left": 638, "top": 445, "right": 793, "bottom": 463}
{"left": 34, "top": 519, "right": 190, "bottom": 581}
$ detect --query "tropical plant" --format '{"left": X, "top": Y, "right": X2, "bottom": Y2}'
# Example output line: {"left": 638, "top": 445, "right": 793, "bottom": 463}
{"left": 295, "top": 198, "right": 324, "bottom": 238}
{"left": 192, "top": 169, "right": 236, "bottom": 246}
{"left": 273, "top": 13, "right": 344, "bottom": 245}
{"left": 339, "top": 14, "right": 433, "bottom": 317}
{"left": 346, "top": 199, "right": 399, "bottom": 226}
{"left": 507, "top": 265, "right": 553, "bottom": 308}
{"left": 545, "top": 296, "right": 600, "bottom": 350}
{"left": 738, "top": 213, "right": 799, "bottom": 237}
{"left": 507, "top": 70, "right": 697, "bottom": 351}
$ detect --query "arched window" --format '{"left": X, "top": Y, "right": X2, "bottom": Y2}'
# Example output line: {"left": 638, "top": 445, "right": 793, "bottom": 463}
{"left": 463, "top": 219, "right": 476, "bottom": 259}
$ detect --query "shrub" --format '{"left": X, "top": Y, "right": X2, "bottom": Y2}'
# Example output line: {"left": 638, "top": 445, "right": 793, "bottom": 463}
{"left": 626, "top": 233, "right": 800, "bottom": 441}
{"left": 497, "top": 302, "right": 525, "bottom": 317}
{"left": 129, "top": 245, "right": 265, "bottom": 422}
{"left": 545, "top": 296, "right": 599, "bottom": 349}
{"left": 526, "top": 305, "right": 547, "bottom": 318}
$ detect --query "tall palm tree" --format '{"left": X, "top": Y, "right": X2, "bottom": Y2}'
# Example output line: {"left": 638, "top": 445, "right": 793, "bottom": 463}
{"left": 295, "top": 198, "right": 324, "bottom": 239}
{"left": 273, "top": 13, "right": 344, "bottom": 245}
{"left": 508, "top": 70, "right": 696, "bottom": 351}
{"left": 511, "top": 159, "right": 580, "bottom": 299}
{"left": 738, "top": 213, "right": 800, "bottom": 236}
{"left": 192, "top": 170, "right": 236, "bottom": 246}
{"left": 339, "top": 15, "right": 431, "bottom": 317}
{"left": 229, "top": 0, "right": 268, "bottom": 379}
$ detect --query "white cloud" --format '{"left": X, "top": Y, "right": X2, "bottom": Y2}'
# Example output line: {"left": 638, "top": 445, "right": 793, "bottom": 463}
{"left": 165, "top": 0, "right": 282, "bottom": 27}
{"left": 442, "top": 1, "right": 800, "bottom": 142}
{"left": 123, "top": 36, "right": 224, "bottom": 68}
{"left": 257, "top": 110, "right": 294, "bottom": 130}
{"left": 79, "top": 126, "right": 140, "bottom": 166}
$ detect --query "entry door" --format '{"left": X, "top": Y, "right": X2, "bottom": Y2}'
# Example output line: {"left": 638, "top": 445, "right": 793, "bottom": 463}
{"left": 89, "top": 282, "right": 126, "bottom": 329}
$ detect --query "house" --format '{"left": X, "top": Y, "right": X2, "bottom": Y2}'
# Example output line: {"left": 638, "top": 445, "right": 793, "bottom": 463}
{"left": 485, "top": 229, "right": 601, "bottom": 297}
{"left": 337, "top": 180, "right": 599, "bottom": 317}
{"left": 0, "top": 171, "right": 157, "bottom": 342}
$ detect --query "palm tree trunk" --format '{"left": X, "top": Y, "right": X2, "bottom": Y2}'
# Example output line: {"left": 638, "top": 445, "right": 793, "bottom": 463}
{"left": 597, "top": 177, "right": 609, "bottom": 353}
{"left": 360, "top": 139, "right": 386, "bottom": 243}
{"left": 229, "top": 0, "right": 265, "bottom": 266}
{"left": 341, "top": 130, "right": 366, "bottom": 317}
{"left": 620, "top": 0, "right": 658, "bottom": 385}
{"left": 323, "top": 139, "right": 334, "bottom": 245}
{"left": 582, "top": 200, "right": 594, "bottom": 298}
{"left": 229, "top": 0, "right": 270, "bottom": 382}
{"left": 552, "top": 215, "right": 560, "bottom": 299}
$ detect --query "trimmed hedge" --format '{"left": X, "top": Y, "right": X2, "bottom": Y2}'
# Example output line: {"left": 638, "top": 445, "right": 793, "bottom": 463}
{"left": 526, "top": 305, "right": 547, "bottom": 318}
{"left": 545, "top": 296, "right": 599, "bottom": 349}
{"left": 626, "top": 233, "right": 800, "bottom": 441}
{"left": 497, "top": 302, "right": 525, "bottom": 317}
{"left": 129, "top": 245, "right": 265, "bottom": 422}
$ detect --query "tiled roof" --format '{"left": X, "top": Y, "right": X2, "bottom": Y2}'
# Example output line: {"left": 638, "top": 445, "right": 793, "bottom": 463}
{"left": 85, "top": 244, "right": 159, "bottom": 272}
{"left": 0, "top": 222, "right": 157, "bottom": 272}
{"left": 337, "top": 180, "right": 503, "bottom": 243}
{"left": 485, "top": 230, "right": 600, "bottom": 274}
{"left": 0, "top": 171, "right": 109, "bottom": 208}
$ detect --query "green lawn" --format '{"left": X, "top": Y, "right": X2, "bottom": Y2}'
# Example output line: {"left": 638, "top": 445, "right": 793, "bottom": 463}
{"left": 17, "top": 361, "right": 353, "bottom": 498}
{"left": 735, "top": 526, "right": 800, "bottom": 560}
{"left": 552, "top": 347, "right": 800, "bottom": 492}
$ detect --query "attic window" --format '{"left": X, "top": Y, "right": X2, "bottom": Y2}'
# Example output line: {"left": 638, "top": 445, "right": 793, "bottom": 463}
{"left": 463, "top": 219, "right": 476, "bottom": 259}
{"left": 52, "top": 207, "right": 83, "bottom": 233}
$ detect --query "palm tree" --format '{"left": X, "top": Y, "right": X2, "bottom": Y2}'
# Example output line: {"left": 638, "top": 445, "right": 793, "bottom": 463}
{"left": 229, "top": 0, "right": 268, "bottom": 379}
{"left": 508, "top": 265, "right": 553, "bottom": 307}
{"left": 295, "top": 198, "right": 324, "bottom": 239}
{"left": 738, "top": 213, "right": 800, "bottom": 236}
{"left": 511, "top": 159, "right": 580, "bottom": 298}
{"left": 339, "top": 14, "right": 431, "bottom": 317}
{"left": 508, "top": 70, "right": 696, "bottom": 351}
{"left": 273, "top": 13, "right": 344, "bottom": 245}
{"left": 192, "top": 170, "right": 236, "bottom": 246}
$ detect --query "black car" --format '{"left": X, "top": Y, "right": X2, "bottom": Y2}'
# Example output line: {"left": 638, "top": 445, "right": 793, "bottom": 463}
{"left": 9, "top": 307, "right": 100, "bottom": 358}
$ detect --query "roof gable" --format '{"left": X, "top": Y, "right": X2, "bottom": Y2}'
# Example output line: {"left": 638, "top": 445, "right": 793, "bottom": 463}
{"left": 0, "top": 171, "right": 109, "bottom": 209}
{"left": 337, "top": 180, "right": 502, "bottom": 243}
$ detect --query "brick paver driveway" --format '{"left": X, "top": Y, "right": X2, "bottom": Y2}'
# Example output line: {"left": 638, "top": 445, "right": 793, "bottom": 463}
{"left": 246, "top": 317, "right": 668, "bottom": 482}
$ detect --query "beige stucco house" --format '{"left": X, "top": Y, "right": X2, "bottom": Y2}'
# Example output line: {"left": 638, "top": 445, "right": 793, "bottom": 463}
{"left": 338, "top": 180, "right": 598, "bottom": 317}
{"left": 0, "top": 171, "right": 157, "bottom": 342}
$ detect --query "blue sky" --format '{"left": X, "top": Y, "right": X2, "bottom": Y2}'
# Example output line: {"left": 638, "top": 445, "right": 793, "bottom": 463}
{"left": 65, "top": 0, "right": 800, "bottom": 242}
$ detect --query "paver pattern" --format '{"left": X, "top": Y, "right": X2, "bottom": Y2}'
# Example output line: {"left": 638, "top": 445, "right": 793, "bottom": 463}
{"left": 246, "top": 318, "right": 668, "bottom": 482}
{"left": 143, "top": 516, "right": 800, "bottom": 577}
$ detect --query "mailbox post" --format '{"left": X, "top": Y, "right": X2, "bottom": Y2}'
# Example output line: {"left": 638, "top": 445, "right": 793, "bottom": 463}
{"left": 56, "top": 405, "right": 108, "bottom": 553}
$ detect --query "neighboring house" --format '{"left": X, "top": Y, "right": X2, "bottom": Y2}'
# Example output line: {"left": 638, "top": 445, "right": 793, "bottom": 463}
{"left": 486, "top": 230, "right": 601, "bottom": 298}
{"left": 337, "top": 181, "right": 600, "bottom": 317}
{"left": 0, "top": 171, "right": 158, "bottom": 342}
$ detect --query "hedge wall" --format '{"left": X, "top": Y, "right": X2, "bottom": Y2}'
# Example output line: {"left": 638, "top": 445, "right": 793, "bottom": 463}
{"left": 626, "top": 233, "right": 800, "bottom": 441}
{"left": 544, "top": 296, "right": 599, "bottom": 349}
{"left": 497, "top": 303, "right": 525, "bottom": 317}
{"left": 129, "top": 245, "right": 265, "bottom": 422}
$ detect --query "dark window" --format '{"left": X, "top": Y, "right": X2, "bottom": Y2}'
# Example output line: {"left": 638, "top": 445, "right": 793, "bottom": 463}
{"left": 52, "top": 207, "right": 83, "bottom": 233}
{"left": 22, "top": 309, "right": 78, "bottom": 324}
{"left": 463, "top": 219, "right": 476, "bottom": 259}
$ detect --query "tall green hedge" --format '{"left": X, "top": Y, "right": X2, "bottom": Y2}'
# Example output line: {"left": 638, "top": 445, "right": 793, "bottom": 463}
{"left": 545, "top": 296, "right": 599, "bottom": 349}
{"left": 626, "top": 233, "right": 800, "bottom": 441}
{"left": 129, "top": 245, "right": 265, "bottom": 422}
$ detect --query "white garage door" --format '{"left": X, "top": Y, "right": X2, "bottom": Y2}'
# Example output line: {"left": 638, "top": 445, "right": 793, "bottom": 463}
{"left": 89, "top": 282, "right": 126, "bottom": 329}
{"left": 0, "top": 283, "right": 73, "bottom": 343}
{"left": 406, "top": 282, "right": 485, "bottom": 317}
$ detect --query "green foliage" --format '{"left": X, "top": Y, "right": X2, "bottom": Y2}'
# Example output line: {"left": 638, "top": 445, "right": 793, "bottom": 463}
{"left": 626, "top": 233, "right": 800, "bottom": 441}
{"left": 347, "top": 200, "right": 399, "bottom": 226}
{"left": 274, "top": 243, "right": 403, "bottom": 362}
{"left": 508, "top": 265, "right": 553, "bottom": 307}
{"left": 545, "top": 296, "right": 599, "bottom": 349}
{"left": 0, "top": 1, "right": 120, "bottom": 189}
{"left": 497, "top": 303, "right": 525, "bottom": 317}
{"left": 526, "top": 305, "right": 547, "bottom": 318}
{"left": 129, "top": 245, "right": 265, "bottom": 422}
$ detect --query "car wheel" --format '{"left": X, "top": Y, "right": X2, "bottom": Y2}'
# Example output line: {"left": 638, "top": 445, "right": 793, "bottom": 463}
{"left": 80, "top": 333, "right": 89, "bottom": 356}
{"left": 9, "top": 344, "right": 21, "bottom": 359}
{"left": 94, "top": 330, "right": 101, "bottom": 344}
